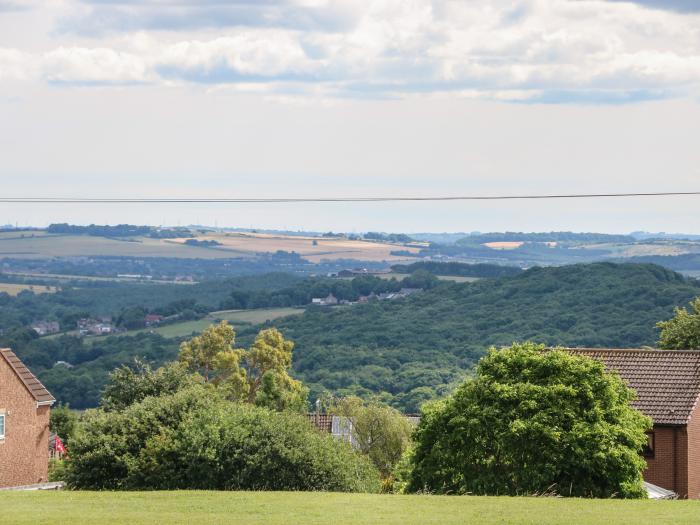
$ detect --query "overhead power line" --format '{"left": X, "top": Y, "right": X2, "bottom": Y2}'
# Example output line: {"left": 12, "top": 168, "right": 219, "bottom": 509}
{"left": 1, "top": 191, "right": 700, "bottom": 204}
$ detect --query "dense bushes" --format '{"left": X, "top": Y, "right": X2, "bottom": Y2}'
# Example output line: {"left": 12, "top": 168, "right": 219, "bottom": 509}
{"left": 64, "top": 386, "right": 380, "bottom": 492}
{"left": 408, "top": 343, "right": 650, "bottom": 498}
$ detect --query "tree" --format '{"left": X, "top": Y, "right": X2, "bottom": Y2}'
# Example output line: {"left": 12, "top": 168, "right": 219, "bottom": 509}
{"left": 408, "top": 342, "right": 650, "bottom": 498}
{"left": 50, "top": 404, "right": 78, "bottom": 447}
{"left": 245, "top": 328, "right": 307, "bottom": 411}
{"left": 657, "top": 297, "right": 700, "bottom": 349}
{"left": 332, "top": 396, "right": 414, "bottom": 478}
{"left": 101, "top": 360, "right": 198, "bottom": 411}
{"left": 177, "top": 322, "right": 307, "bottom": 411}
{"left": 65, "top": 386, "right": 379, "bottom": 492}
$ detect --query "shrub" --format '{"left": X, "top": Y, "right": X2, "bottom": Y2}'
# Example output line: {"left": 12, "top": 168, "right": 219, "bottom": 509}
{"left": 408, "top": 342, "right": 650, "bottom": 498}
{"left": 65, "top": 386, "right": 379, "bottom": 492}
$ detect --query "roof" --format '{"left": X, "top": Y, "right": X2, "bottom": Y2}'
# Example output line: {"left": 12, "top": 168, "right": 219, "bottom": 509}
{"left": 643, "top": 481, "right": 678, "bottom": 500}
{"left": 0, "top": 348, "right": 55, "bottom": 405}
{"left": 567, "top": 348, "right": 700, "bottom": 426}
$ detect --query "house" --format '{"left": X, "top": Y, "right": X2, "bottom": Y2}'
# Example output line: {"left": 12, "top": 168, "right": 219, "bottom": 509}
{"left": 311, "top": 294, "right": 339, "bottom": 306}
{"left": 30, "top": 321, "right": 60, "bottom": 336}
{"left": 308, "top": 413, "right": 421, "bottom": 448}
{"left": 144, "top": 314, "right": 164, "bottom": 327}
{"left": 77, "top": 318, "right": 114, "bottom": 336}
{"left": 569, "top": 348, "right": 700, "bottom": 499}
{"left": 0, "top": 348, "right": 55, "bottom": 488}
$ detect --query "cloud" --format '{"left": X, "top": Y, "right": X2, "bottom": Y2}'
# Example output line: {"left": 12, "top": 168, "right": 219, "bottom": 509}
{"left": 43, "top": 47, "right": 152, "bottom": 84}
{"left": 605, "top": 1, "right": 700, "bottom": 13}
{"left": 61, "top": 0, "right": 363, "bottom": 34}
{"left": 3, "top": 0, "right": 700, "bottom": 103}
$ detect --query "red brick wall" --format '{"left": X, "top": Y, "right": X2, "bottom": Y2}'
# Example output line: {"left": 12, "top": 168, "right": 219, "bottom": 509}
{"left": 644, "top": 426, "right": 677, "bottom": 492}
{"left": 685, "top": 412, "right": 700, "bottom": 499}
{"left": 0, "top": 357, "right": 51, "bottom": 488}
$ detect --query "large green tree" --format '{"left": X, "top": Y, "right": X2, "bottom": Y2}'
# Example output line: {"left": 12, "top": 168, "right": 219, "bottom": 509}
{"left": 408, "top": 342, "right": 650, "bottom": 498}
{"left": 178, "top": 321, "right": 307, "bottom": 411}
{"left": 657, "top": 297, "right": 700, "bottom": 349}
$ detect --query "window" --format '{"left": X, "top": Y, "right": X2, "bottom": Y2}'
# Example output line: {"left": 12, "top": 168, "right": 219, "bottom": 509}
{"left": 643, "top": 432, "right": 655, "bottom": 458}
{"left": 0, "top": 414, "right": 5, "bottom": 439}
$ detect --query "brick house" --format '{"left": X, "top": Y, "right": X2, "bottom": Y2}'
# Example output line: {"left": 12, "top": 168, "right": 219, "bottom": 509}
{"left": 570, "top": 349, "right": 700, "bottom": 499}
{"left": 0, "top": 348, "right": 56, "bottom": 488}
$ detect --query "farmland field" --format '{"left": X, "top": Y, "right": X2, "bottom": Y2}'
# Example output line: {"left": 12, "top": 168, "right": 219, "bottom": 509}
{"left": 483, "top": 241, "right": 525, "bottom": 250}
{"left": 0, "top": 283, "right": 58, "bottom": 295}
{"left": 378, "top": 272, "right": 480, "bottom": 283}
{"left": 170, "top": 232, "right": 419, "bottom": 262}
{"left": 86, "top": 307, "right": 305, "bottom": 342}
{"left": 0, "top": 231, "right": 417, "bottom": 262}
{"left": 2, "top": 491, "right": 700, "bottom": 525}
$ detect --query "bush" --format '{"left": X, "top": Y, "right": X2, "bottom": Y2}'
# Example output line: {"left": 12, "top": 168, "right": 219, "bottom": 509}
{"left": 48, "top": 459, "right": 69, "bottom": 482}
{"left": 408, "top": 343, "right": 650, "bottom": 498}
{"left": 65, "top": 386, "right": 379, "bottom": 492}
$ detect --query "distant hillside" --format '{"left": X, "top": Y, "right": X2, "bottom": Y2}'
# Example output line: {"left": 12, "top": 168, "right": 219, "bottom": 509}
{"left": 263, "top": 263, "right": 700, "bottom": 411}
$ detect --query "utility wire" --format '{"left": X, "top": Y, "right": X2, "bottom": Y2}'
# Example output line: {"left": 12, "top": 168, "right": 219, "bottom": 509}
{"left": 1, "top": 192, "right": 700, "bottom": 203}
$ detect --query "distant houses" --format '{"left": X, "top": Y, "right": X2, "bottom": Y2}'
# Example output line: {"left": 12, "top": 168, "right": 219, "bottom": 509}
{"left": 311, "top": 288, "right": 422, "bottom": 307}
{"left": 311, "top": 294, "right": 339, "bottom": 307}
{"left": 144, "top": 314, "right": 164, "bottom": 327}
{"left": 77, "top": 318, "right": 115, "bottom": 336}
{"left": 30, "top": 321, "right": 60, "bottom": 336}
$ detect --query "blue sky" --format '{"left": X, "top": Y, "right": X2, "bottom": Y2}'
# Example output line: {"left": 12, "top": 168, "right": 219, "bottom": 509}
{"left": 1, "top": 0, "right": 700, "bottom": 233}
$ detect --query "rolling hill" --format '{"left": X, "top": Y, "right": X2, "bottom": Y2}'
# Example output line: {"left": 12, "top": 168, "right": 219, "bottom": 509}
{"left": 261, "top": 263, "right": 700, "bottom": 410}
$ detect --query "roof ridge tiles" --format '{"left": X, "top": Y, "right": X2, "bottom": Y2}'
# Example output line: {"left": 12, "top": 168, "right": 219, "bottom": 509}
{"left": 0, "top": 348, "right": 55, "bottom": 405}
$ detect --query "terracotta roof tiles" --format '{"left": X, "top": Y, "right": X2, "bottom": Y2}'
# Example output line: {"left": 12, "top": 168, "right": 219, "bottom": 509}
{"left": 567, "top": 348, "right": 700, "bottom": 426}
{"left": 0, "top": 348, "right": 55, "bottom": 405}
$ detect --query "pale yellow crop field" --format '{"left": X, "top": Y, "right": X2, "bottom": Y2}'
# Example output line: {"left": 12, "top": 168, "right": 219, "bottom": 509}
{"left": 171, "top": 232, "right": 419, "bottom": 262}
{"left": 0, "top": 231, "right": 416, "bottom": 262}
{"left": 483, "top": 241, "right": 524, "bottom": 250}
{"left": 0, "top": 283, "right": 58, "bottom": 295}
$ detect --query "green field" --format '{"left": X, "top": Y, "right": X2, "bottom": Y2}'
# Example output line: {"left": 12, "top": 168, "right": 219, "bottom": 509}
{"left": 2, "top": 491, "right": 699, "bottom": 525}
{"left": 378, "top": 272, "right": 480, "bottom": 283}
{"left": 0, "top": 233, "right": 249, "bottom": 260}
{"left": 83, "top": 307, "right": 306, "bottom": 342}
{"left": 4, "top": 271, "right": 197, "bottom": 285}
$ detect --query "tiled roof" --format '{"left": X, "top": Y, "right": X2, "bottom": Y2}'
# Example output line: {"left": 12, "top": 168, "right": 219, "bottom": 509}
{"left": 567, "top": 348, "right": 700, "bottom": 426}
{"left": 307, "top": 414, "right": 333, "bottom": 433}
{"left": 0, "top": 348, "right": 55, "bottom": 405}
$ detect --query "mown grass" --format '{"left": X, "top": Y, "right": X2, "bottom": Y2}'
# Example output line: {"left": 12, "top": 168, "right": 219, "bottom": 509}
{"left": 377, "top": 272, "right": 481, "bottom": 283}
{"left": 84, "top": 307, "right": 305, "bottom": 342}
{"left": 2, "top": 491, "right": 700, "bottom": 525}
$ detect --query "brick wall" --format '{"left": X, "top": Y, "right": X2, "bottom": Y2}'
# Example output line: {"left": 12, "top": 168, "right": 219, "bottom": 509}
{"left": 0, "top": 357, "right": 51, "bottom": 488}
{"left": 685, "top": 413, "right": 700, "bottom": 499}
{"left": 643, "top": 426, "right": 680, "bottom": 496}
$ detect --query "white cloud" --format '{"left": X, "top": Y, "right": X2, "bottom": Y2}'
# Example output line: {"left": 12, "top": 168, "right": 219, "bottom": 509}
{"left": 43, "top": 46, "right": 151, "bottom": 84}
{"left": 0, "top": 48, "right": 36, "bottom": 80}
{"left": 2, "top": 0, "right": 700, "bottom": 102}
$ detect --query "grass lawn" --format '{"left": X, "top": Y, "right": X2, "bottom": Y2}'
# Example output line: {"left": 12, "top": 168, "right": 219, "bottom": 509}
{"left": 378, "top": 272, "right": 481, "bottom": 283}
{"left": 209, "top": 307, "right": 304, "bottom": 325}
{"left": 2, "top": 491, "right": 700, "bottom": 525}
{"left": 85, "top": 307, "right": 306, "bottom": 343}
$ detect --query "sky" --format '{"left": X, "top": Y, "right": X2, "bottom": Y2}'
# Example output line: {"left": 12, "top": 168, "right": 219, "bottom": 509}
{"left": 1, "top": 0, "right": 700, "bottom": 233}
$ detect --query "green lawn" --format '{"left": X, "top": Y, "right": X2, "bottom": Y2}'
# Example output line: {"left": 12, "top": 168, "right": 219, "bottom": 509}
{"left": 84, "top": 307, "right": 306, "bottom": 342}
{"left": 378, "top": 272, "right": 481, "bottom": 283}
{"left": 2, "top": 491, "right": 699, "bottom": 525}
